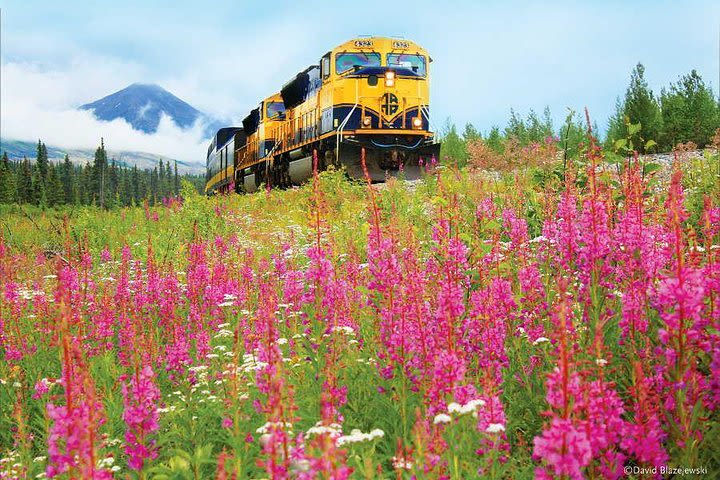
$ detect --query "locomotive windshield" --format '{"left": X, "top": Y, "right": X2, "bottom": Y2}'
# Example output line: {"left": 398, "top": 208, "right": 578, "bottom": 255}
{"left": 335, "top": 52, "right": 381, "bottom": 75}
{"left": 387, "top": 54, "right": 426, "bottom": 76}
{"left": 266, "top": 101, "right": 286, "bottom": 119}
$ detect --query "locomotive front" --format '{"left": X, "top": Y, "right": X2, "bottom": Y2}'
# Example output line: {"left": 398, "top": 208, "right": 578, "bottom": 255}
{"left": 321, "top": 37, "right": 439, "bottom": 181}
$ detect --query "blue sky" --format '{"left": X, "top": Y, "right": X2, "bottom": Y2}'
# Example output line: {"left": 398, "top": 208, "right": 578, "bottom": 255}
{"left": 1, "top": 0, "right": 719, "bottom": 159}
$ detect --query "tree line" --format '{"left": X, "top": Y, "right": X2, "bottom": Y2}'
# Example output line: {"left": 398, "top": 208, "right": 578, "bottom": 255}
{"left": 0, "top": 139, "right": 206, "bottom": 208}
{"left": 441, "top": 63, "right": 720, "bottom": 166}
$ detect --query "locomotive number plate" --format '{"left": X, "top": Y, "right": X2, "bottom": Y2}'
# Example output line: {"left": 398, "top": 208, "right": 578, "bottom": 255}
{"left": 354, "top": 40, "right": 373, "bottom": 47}
{"left": 392, "top": 41, "right": 410, "bottom": 49}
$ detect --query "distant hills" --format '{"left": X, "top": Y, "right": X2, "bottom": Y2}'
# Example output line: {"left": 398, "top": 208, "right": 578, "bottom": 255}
{"left": 1, "top": 139, "right": 204, "bottom": 174}
{"left": 79, "top": 83, "right": 223, "bottom": 136}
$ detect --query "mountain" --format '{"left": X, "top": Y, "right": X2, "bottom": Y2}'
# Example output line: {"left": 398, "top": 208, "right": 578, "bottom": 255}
{"left": 79, "top": 83, "right": 222, "bottom": 136}
{"left": 0, "top": 139, "right": 204, "bottom": 174}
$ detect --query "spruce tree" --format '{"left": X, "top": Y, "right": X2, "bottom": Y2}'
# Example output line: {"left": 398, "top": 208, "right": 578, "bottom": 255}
{"left": 150, "top": 166, "right": 159, "bottom": 204}
{"left": 36, "top": 140, "right": 49, "bottom": 186}
{"left": 485, "top": 126, "right": 504, "bottom": 154}
{"left": 82, "top": 162, "right": 94, "bottom": 205}
{"left": 16, "top": 157, "right": 33, "bottom": 204}
{"left": 45, "top": 162, "right": 64, "bottom": 206}
{"left": 173, "top": 161, "right": 180, "bottom": 196}
{"left": 92, "top": 139, "right": 109, "bottom": 207}
{"left": 30, "top": 164, "right": 45, "bottom": 206}
{"left": 605, "top": 97, "right": 626, "bottom": 149}
{"left": 505, "top": 109, "right": 527, "bottom": 143}
{"left": 165, "top": 162, "right": 172, "bottom": 198}
{"left": 131, "top": 165, "right": 140, "bottom": 205}
{"left": 158, "top": 159, "right": 165, "bottom": 198}
{"left": 60, "top": 154, "right": 75, "bottom": 204}
{"left": 623, "top": 63, "right": 662, "bottom": 152}
{"left": 439, "top": 118, "right": 467, "bottom": 166}
{"left": 0, "top": 152, "right": 14, "bottom": 203}
{"left": 660, "top": 70, "right": 720, "bottom": 149}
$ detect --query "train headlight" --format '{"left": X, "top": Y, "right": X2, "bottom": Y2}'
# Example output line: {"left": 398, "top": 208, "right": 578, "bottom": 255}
{"left": 385, "top": 70, "right": 395, "bottom": 87}
{"left": 362, "top": 116, "right": 372, "bottom": 128}
{"left": 412, "top": 116, "right": 422, "bottom": 129}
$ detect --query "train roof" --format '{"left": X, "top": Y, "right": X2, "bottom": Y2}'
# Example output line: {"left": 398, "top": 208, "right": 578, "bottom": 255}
{"left": 281, "top": 65, "right": 320, "bottom": 110}
{"left": 214, "top": 127, "right": 244, "bottom": 150}
{"left": 330, "top": 37, "right": 428, "bottom": 56}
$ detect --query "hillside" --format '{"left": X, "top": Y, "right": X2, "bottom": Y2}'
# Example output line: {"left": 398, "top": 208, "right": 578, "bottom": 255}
{"left": 1, "top": 138, "right": 204, "bottom": 174}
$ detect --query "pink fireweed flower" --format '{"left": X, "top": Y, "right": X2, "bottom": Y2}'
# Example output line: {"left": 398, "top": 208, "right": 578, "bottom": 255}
{"left": 533, "top": 418, "right": 592, "bottom": 480}
{"left": 46, "top": 333, "right": 110, "bottom": 479}
{"left": 122, "top": 365, "right": 161, "bottom": 471}
{"left": 33, "top": 378, "right": 52, "bottom": 399}
{"left": 100, "top": 247, "right": 112, "bottom": 262}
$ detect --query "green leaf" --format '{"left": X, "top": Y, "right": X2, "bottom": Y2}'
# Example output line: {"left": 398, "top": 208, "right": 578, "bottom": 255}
{"left": 643, "top": 163, "right": 662, "bottom": 175}
{"left": 613, "top": 138, "right": 627, "bottom": 151}
{"left": 484, "top": 219, "right": 501, "bottom": 231}
{"left": 644, "top": 139, "right": 657, "bottom": 150}
{"left": 628, "top": 122, "right": 641, "bottom": 136}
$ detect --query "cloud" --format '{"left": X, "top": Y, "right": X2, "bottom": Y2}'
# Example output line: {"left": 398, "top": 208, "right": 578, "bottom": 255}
{"left": 1, "top": 60, "right": 210, "bottom": 163}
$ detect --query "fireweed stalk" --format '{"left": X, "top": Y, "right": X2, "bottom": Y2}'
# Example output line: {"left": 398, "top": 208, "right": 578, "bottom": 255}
{"left": 300, "top": 150, "right": 352, "bottom": 479}
{"left": 653, "top": 163, "right": 711, "bottom": 463}
{"left": 46, "top": 283, "right": 111, "bottom": 479}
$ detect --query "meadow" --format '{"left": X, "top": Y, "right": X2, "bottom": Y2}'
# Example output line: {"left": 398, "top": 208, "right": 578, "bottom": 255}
{"left": 0, "top": 139, "right": 719, "bottom": 479}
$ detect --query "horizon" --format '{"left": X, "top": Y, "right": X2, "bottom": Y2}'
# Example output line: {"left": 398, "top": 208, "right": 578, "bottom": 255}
{"left": 1, "top": 2, "right": 720, "bottom": 162}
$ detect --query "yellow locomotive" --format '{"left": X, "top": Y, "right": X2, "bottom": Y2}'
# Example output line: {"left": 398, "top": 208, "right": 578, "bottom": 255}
{"left": 205, "top": 36, "right": 439, "bottom": 194}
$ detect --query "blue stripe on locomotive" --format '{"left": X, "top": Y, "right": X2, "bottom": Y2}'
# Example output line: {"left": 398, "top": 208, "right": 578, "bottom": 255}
{"left": 321, "top": 105, "right": 430, "bottom": 133}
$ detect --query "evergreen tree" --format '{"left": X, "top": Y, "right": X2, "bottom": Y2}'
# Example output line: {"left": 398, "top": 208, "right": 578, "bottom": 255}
{"left": 150, "top": 166, "right": 159, "bottom": 204}
{"left": 660, "top": 70, "right": 720, "bottom": 149}
{"left": 131, "top": 165, "right": 140, "bottom": 205}
{"left": 0, "top": 152, "right": 15, "bottom": 204}
{"left": 60, "top": 154, "right": 75, "bottom": 204}
{"left": 82, "top": 162, "right": 94, "bottom": 205}
{"left": 158, "top": 159, "right": 165, "bottom": 198}
{"left": 525, "top": 108, "right": 554, "bottom": 144}
{"left": 462, "top": 123, "right": 481, "bottom": 144}
{"left": 16, "top": 157, "right": 33, "bottom": 204}
{"left": 92, "top": 139, "right": 109, "bottom": 208}
{"left": 36, "top": 140, "right": 49, "bottom": 186}
{"left": 485, "top": 126, "right": 504, "bottom": 154}
{"left": 107, "top": 159, "right": 119, "bottom": 209}
{"left": 622, "top": 63, "right": 662, "bottom": 152}
{"left": 605, "top": 97, "right": 626, "bottom": 149}
{"left": 30, "top": 164, "right": 45, "bottom": 206}
{"left": 560, "top": 110, "right": 588, "bottom": 160}
{"left": 505, "top": 109, "right": 527, "bottom": 143}
{"left": 173, "top": 161, "right": 180, "bottom": 196}
{"left": 165, "top": 161, "right": 172, "bottom": 197}
{"left": 45, "top": 162, "right": 64, "bottom": 206}
{"left": 439, "top": 118, "right": 467, "bottom": 166}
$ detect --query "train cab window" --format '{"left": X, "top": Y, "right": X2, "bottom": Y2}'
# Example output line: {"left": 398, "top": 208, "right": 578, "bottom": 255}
{"left": 321, "top": 54, "right": 330, "bottom": 80}
{"left": 387, "top": 54, "right": 426, "bottom": 76}
{"left": 266, "top": 101, "right": 286, "bottom": 120}
{"left": 336, "top": 52, "right": 381, "bottom": 75}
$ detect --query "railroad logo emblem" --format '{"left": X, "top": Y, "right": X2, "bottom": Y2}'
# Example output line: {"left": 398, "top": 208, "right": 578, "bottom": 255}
{"left": 382, "top": 93, "right": 399, "bottom": 116}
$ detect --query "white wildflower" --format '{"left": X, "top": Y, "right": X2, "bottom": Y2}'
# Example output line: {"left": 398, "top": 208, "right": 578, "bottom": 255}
{"left": 485, "top": 423, "right": 505, "bottom": 433}
{"left": 433, "top": 413, "right": 452, "bottom": 424}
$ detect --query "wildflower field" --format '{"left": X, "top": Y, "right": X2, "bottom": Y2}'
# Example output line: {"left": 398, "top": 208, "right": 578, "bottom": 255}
{"left": 0, "top": 143, "right": 719, "bottom": 479}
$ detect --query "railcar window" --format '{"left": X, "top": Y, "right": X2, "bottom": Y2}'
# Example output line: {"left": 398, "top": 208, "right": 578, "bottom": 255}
{"left": 266, "top": 102, "right": 286, "bottom": 119}
{"left": 387, "top": 54, "right": 426, "bottom": 76}
{"left": 322, "top": 55, "right": 330, "bottom": 79}
{"left": 335, "top": 52, "right": 380, "bottom": 75}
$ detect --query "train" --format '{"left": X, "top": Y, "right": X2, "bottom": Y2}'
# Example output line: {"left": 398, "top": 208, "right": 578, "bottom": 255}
{"left": 205, "top": 36, "right": 440, "bottom": 194}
